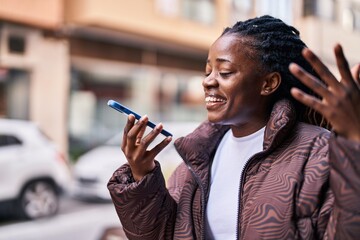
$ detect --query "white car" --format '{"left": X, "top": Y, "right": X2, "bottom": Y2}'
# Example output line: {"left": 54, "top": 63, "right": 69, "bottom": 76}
{"left": 0, "top": 119, "right": 72, "bottom": 220}
{"left": 71, "top": 121, "right": 200, "bottom": 201}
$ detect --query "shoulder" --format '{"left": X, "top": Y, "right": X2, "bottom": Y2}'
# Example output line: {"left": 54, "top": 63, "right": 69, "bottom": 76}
{"left": 295, "top": 122, "right": 330, "bottom": 149}
{"left": 282, "top": 122, "right": 331, "bottom": 165}
{"left": 296, "top": 122, "right": 330, "bottom": 137}
{"left": 268, "top": 122, "right": 330, "bottom": 163}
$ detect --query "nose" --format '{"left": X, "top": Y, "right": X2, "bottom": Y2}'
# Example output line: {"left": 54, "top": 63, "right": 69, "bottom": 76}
{"left": 202, "top": 73, "right": 218, "bottom": 89}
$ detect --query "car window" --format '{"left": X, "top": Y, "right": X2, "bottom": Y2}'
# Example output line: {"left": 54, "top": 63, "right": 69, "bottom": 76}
{"left": 0, "top": 134, "right": 22, "bottom": 147}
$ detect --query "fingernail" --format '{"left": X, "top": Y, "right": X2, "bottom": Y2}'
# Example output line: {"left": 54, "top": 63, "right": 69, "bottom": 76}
{"left": 155, "top": 123, "right": 163, "bottom": 130}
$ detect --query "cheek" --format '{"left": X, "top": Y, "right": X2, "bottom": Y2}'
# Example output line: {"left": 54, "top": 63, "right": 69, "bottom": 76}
{"left": 224, "top": 82, "right": 245, "bottom": 104}
{"left": 226, "top": 86, "right": 260, "bottom": 114}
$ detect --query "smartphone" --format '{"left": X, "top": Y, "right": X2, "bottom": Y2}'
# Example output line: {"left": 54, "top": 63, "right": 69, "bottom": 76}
{"left": 107, "top": 99, "right": 173, "bottom": 137}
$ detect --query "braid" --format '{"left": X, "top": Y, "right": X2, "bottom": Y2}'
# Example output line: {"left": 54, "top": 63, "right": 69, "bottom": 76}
{"left": 223, "top": 15, "right": 329, "bottom": 129}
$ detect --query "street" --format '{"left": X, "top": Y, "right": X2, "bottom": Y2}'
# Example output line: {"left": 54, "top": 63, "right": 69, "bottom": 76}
{"left": 0, "top": 196, "right": 122, "bottom": 240}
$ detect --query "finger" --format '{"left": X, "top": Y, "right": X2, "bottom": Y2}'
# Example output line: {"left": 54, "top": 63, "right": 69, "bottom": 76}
{"left": 334, "top": 44, "right": 356, "bottom": 87}
{"left": 302, "top": 48, "right": 340, "bottom": 89}
{"left": 136, "top": 123, "right": 147, "bottom": 145}
{"left": 289, "top": 63, "right": 332, "bottom": 99}
{"left": 351, "top": 63, "right": 360, "bottom": 86}
{"left": 127, "top": 115, "right": 148, "bottom": 148}
{"left": 121, "top": 114, "right": 135, "bottom": 150}
{"left": 147, "top": 136, "right": 172, "bottom": 160}
{"left": 139, "top": 123, "right": 165, "bottom": 150}
{"left": 290, "top": 88, "right": 325, "bottom": 116}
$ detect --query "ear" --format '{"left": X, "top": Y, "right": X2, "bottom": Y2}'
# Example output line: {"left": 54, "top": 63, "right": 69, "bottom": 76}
{"left": 261, "top": 72, "right": 281, "bottom": 95}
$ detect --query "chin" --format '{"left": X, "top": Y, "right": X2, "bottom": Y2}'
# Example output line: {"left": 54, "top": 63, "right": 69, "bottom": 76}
{"left": 207, "top": 113, "right": 219, "bottom": 123}
{"left": 207, "top": 115, "right": 227, "bottom": 125}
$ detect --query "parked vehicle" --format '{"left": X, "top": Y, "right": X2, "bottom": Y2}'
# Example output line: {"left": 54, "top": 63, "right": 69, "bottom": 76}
{"left": 0, "top": 119, "right": 72, "bottom": 220}
{"left": 71, "top": 121, "right": 200, "bottom": 201}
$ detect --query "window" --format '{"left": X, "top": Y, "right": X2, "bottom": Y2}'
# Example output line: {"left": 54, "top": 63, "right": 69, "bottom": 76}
{"left": 256, "top": 0, "right": 293, "bottom": 24}
{"left": 155, "top": 0, "right": 179, "bottom": 17}
{"left": 0, "top": 69, "right": 30, "bottom": 120}
{"left": 8, "top": 35, "right": 26, "bottom": 54}
{"left": 231, "top": 0, "right": 253, "bottom": 22}
{"left": 354, "top": 4, "right": 360, "bottom": 30}
{"left": 233, "top": 0, "right": 252, "bottom": 13}
{"left": 317, "top": 0, "right": 336, "bottom": 21}
{"left": 303, "top": 0, "right": 316, "bottom": 16}
{"left": 343, "top": 2, "right": 360, "bottom": 31}
{"left": 303, "top": 0, "right": 337, "bottom": 21}
{"left": 0, "top": 135, "right": 22, "bottom": 147}
{"left": 181, "top": 0, "right": 215, "bottom": 25}
{"left": 155, "top": 0, "right": 216, "bottom": 25}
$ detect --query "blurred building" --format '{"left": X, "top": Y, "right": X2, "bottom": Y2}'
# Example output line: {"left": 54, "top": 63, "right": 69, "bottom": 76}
{"left": 0, "top": 0, "right": 359, "bottom": 159}
{"left": 232, "top": 0, "right": 360, "bottom": 70}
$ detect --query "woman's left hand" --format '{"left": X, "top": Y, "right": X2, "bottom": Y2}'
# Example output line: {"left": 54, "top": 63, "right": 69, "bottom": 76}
{"left": 289, "top": 44, "right": 360, "bottom": 142}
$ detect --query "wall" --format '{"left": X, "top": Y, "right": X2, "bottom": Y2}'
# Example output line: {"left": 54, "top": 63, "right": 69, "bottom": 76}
{"left": 0, "top": 0, "right": 63, "bottom": 29}
{"left": 64, "top": 0, "right": 229, "bottom": 51}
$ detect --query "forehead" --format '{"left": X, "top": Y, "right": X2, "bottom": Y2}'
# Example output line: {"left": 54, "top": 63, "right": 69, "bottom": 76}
{"left": 208, "top": 34, "right": 256, "bottom": 63}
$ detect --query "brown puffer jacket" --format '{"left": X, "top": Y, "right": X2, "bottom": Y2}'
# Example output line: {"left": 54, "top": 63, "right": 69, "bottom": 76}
{"left": 108, "top": 99, "right": 360, "bottom": 239}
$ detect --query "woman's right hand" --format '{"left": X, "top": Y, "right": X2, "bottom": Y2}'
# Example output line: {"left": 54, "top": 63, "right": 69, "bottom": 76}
{"left": 121, "top": 114, "right": 172, "bottom": 181}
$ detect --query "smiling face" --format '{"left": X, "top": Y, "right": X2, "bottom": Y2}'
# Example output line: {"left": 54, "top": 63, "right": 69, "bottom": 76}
{"left": 203, "top": 33, "right": 276, "bottom": 136}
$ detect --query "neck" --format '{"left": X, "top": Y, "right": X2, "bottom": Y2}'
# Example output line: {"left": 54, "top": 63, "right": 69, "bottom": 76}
{"left": 230, "top": 118, "right": 267, "bottom": 138}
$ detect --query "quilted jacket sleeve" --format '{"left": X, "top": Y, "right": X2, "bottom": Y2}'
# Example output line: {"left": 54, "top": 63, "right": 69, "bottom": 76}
{"left": 107, "top": 161, "right": 177, "bottom": 240}
{"left": 325, "top": 135, "right": 360, "bottom": 239}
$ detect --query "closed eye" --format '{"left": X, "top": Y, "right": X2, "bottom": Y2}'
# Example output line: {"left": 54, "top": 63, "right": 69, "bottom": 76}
{"left": 220, "top": 72, "right": 233, "bottom": 77}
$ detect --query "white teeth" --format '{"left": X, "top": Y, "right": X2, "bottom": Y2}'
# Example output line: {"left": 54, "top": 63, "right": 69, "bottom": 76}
{"left": 205, "top": 96, "right": 226, "bottom": 103}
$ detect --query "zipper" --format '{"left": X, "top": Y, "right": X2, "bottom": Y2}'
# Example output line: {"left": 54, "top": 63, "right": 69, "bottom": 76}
{"left": 235, "top": 149, "right": 274, "bottom": 239}
{"left": 186, "top": 164, "right": 207, "bottom": 240}
{"left": 182, "top": 148, "right": 267, "bottom": 240}
{"left": 235, "top": 153, "right": 260, "bottom": 240}
{"left": 176, "top": 125, "right": 281, "bottom": 239}
{"left": 186, "top": 151, "right": 264, "bottom": 240}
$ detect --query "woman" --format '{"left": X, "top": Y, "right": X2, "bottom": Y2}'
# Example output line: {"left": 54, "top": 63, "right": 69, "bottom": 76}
{"left": 108, "top": 15, "right": 360, "bottom": 239}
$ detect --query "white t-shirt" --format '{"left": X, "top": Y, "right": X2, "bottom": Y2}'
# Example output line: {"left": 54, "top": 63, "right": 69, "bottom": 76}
{"left": 205, "top": 127, "right": 265, "bottom": 239}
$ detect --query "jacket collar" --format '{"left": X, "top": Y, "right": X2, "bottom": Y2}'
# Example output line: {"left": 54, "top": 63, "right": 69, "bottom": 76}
{"left": 263, "top": 99, "right": 297, "bottom": 150}
{"left": 174, "top": 99, "right": 297, "bottom": 170}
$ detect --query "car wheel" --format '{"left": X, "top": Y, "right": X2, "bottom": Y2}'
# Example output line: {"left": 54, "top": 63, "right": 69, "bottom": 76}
{"left": 18, "top": 181, "right": 59, "bottom": 220}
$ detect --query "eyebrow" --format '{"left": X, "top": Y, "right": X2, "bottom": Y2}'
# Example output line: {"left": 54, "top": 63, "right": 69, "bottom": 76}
{"left": 206, "top": 57, "right": 232, "bottom": 64}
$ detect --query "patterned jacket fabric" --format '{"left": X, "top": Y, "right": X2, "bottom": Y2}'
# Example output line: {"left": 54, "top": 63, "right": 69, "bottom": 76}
{"left": 107, "top": 99, "right": 360, "bottom": 239}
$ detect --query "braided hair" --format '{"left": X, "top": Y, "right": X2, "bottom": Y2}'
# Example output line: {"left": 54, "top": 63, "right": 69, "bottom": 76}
{"left": 222, "top": 15, "right": 328, "bottom": 128}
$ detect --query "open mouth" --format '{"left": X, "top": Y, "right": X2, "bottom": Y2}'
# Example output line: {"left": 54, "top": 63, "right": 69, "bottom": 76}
{"left": 205, "top": 95, "right": 227, "bottom": 108}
